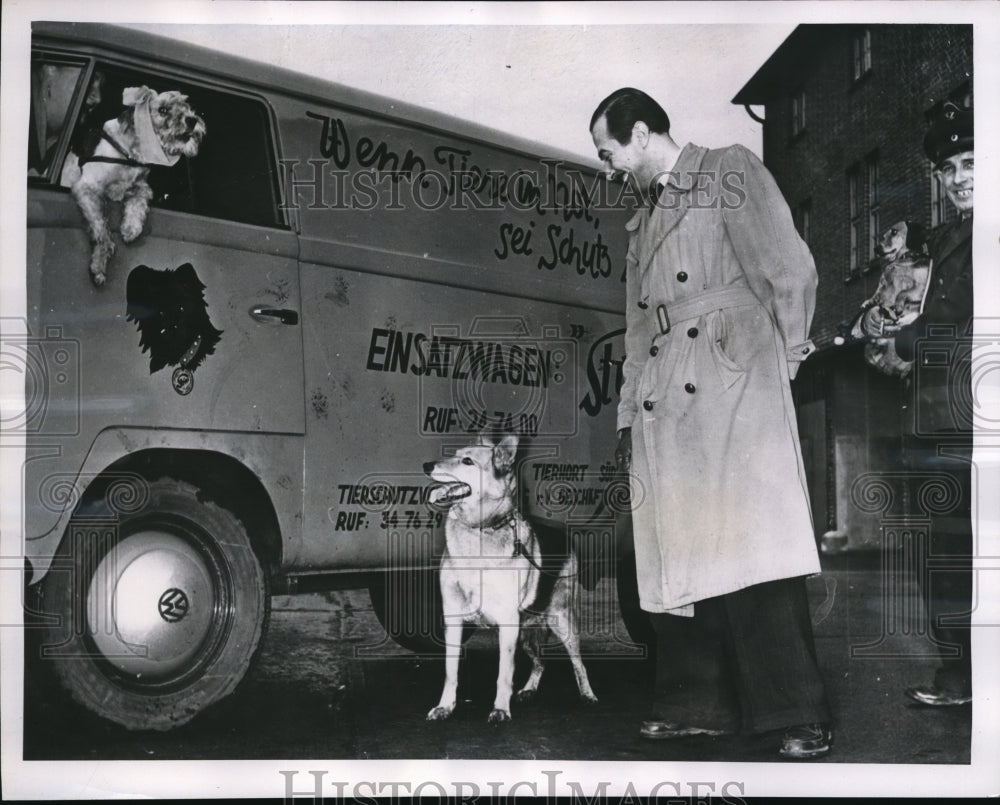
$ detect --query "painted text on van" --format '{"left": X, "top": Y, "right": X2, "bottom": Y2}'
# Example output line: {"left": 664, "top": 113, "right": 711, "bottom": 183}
{"left": 366, "top": 328, "right": 555, "bottom": 388}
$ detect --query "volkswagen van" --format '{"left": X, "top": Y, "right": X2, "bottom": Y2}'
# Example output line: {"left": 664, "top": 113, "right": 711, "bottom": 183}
{"left": 21, "top": 22, "right": 634, "bottom": 730}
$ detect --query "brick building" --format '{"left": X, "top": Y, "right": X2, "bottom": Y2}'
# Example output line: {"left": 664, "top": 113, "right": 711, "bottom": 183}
{"left": 732, "top": 24, "right": 973, "bottom": 551}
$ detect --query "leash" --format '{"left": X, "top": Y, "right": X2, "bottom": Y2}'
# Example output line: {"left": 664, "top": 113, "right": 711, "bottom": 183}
{"left": 512, "top": 533, "right": 547, "bottom": 574}
{"left": 475, "top": 509, "right": 571, "bottom": 579}
{"left": 78, "top": 129, "right": 152, "bottom": 169}
{"left": 480, "top": 510, "right": 555, "bottom": 575}
{"left": 509, "top": 516, "right": 562, "bottom": 577}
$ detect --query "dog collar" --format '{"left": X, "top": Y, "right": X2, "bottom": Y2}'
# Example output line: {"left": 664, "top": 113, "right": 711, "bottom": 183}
{"left": 481, "top": 511, "right": 518, "bottom": 532}
{"left": 179, "top": 335, "right": 203, "bottom": 369}
{"left": 480, "top": 511, "right": 565, "bottom": 578}
{"left": 170, "top": 334, "right": 203, "bottom": 397}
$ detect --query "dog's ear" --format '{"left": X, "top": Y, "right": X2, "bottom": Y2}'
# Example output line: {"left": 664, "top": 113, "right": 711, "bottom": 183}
{"left": 175, "top": 262, "right": 207, "bottom": 295}
{"left": 904, "top": 221, "right": 928, "bottom": 254}
{"left": 122, "top": 86, "right": 156, "bottom": 107}
{"left": 491, "top": 433, "right": 519, "bottom": 475}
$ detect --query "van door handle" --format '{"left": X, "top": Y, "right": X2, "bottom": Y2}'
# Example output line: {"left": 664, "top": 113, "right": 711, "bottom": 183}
{"left": 249, "top": 305, "right": 299, "bottom": 325}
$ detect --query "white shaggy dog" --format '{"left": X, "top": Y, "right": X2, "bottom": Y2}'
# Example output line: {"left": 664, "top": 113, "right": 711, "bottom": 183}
{"left": 71, "top": 86, "right": 206, "bottom": 286}
{"left": 423, "top": 433, "right": 597, "bottom": 724}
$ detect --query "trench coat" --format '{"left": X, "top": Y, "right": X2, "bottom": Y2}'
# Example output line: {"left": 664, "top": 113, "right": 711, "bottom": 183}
{"left": 618, "top": 143, "right": 821, "bottom": 613}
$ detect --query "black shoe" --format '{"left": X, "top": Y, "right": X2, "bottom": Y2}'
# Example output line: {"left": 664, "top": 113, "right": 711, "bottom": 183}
{"left": 904, "top": 685, "right": 971, "bottom": 707}
{"left": 779, "top": 723, "right": 832, "bottom": 759}
{"left": 640, "top": 720, "right": 730, "bottom": 740}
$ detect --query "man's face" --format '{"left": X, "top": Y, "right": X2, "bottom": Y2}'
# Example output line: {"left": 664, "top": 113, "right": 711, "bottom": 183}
{"left": 936, "top": 150, "right": 974, "bottom": 213}
{"left": 84, "top": 76, "right": 103, "bottom": 113}
{"left": 592, "top": 115, "right": 649, "bottom": 189}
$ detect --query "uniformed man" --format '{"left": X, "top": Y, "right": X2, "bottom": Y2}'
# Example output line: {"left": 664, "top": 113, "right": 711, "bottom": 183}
{"left": 877, "top": 101, "right": 974, "bottom": 707}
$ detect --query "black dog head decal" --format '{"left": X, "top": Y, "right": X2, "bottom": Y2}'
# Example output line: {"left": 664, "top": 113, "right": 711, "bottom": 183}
{"left": 126, "top": 263, "right": 222, "bottom": 375}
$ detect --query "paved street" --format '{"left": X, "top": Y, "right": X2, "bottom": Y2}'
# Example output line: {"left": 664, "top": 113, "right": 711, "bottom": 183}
{"left": 23, "top": 551, "right": 971, "bottom": 764}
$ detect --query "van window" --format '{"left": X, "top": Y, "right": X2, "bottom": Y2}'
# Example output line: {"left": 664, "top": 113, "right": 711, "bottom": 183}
{"left": 29, "top": 55, "right": 285, "bottom": 229}
{"left": 28, "top": 56, "right": 87, "bottom": 177}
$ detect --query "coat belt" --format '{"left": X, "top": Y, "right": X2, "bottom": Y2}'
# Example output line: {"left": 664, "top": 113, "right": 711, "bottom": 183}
{"left": 654, "top": 285, "right": 760, "bottom": 334}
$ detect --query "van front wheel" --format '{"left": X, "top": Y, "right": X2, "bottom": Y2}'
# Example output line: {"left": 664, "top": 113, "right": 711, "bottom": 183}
{"left": 36, "top": 478, "right": 269, "bottom": 731}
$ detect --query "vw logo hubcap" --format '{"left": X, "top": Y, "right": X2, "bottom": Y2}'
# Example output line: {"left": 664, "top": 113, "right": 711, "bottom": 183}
{"left": 158, "top": 588, "right": 190, "bottom": 623}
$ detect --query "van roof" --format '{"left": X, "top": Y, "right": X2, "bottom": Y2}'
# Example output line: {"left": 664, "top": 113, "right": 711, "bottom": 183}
{"left": 33, "top": 21, "right": 603, "bottom": 172}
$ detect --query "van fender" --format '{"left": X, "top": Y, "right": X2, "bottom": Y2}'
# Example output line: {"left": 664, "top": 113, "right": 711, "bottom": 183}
{"left": 24, "top": 427, "right": 304, "bottom": 583}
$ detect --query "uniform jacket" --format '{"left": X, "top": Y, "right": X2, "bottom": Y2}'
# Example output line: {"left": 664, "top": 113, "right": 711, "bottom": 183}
{"left": 894, "top": 215, "right": 973, "bottom": 435}
{"left": 618, "top": 143, "right": 821, "bottom": 613}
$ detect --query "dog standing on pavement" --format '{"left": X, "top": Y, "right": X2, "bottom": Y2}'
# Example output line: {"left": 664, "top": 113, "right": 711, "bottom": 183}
{"left": 423, "top": 433, "right": 598, "bottom": 723}
{"left": 71, "top": 86, "right": 206, "bottom": 286}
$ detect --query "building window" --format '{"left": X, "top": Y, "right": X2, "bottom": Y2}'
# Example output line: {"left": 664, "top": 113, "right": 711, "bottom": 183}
{"left": 866, "top": 151, "right": 880, "bottom": 265}
{"left": 791, "top": 88, "right": 806, "bottom": 138}
{"left": 794, "top": 199, "right": 812, "bottom": 245}
{"left": 848, "top": 165, "right": 861, "bottom": 276}
{"left": 852, "top": 29, "right": 872, "bottom": 81}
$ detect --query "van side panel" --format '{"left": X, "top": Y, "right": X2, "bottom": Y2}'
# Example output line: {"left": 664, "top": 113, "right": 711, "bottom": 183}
{"left": 277, "top": 97, "right": 630, "bottom": 570}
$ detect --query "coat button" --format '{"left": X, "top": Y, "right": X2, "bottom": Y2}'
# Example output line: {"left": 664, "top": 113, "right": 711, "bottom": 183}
{"left": 643, "top": 400, "right": 654, "bottom": 411}
{"left": 687, "top": 327, "right": 699, "bottom": 338}
{"left": 676, "top": 271, "right": 688, "bottom": 282}
{"left": 638, "top": 300, "right": 649, "bottom": 309}
{"left": 649, "top": 345, "right": 659, "bottom": 356}
{"left": 684, "top": 383, "right": 696, "bottom": 394}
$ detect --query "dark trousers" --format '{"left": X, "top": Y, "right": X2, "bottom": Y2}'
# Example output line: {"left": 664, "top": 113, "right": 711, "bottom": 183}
{"left": 904, "top": 437, "right": 973, "bottom": 695}
{"left": 649, "top": 576, "right": 830, "bottom": 734}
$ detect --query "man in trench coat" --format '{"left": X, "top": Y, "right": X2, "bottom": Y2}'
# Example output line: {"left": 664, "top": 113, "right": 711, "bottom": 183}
{"left": 591, "top": 88, "right": 831, "bottom": 759}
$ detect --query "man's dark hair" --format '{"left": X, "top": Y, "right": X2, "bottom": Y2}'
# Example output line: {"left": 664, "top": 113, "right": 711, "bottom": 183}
{"left": 590, "top": 88, "right": 671, "bottom": 144}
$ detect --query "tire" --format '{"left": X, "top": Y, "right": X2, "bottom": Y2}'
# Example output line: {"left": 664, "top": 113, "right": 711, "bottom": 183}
{"left": 36, "top": 477, "right": 269, "bottom": 731}
{"left": 616, "top": 549, "right": 656, "bottom": 660}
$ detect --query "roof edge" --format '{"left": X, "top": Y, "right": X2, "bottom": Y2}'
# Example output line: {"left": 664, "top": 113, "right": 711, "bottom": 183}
{"left": 32, "top": 21, "right": 604, "bottom": 171}
{"left": 731, "top": 25, "right": 843, "bottom": 106}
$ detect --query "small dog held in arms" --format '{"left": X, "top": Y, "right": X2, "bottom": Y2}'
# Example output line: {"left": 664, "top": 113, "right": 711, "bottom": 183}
{"left": 423, "top": 433, "right": 597, "bottom": 724}
{"left": 847, "top": 220, "right": 931, "bottom": 378}
{"left": 71, "top": 86, "right": 206, "bottom": 286}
